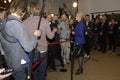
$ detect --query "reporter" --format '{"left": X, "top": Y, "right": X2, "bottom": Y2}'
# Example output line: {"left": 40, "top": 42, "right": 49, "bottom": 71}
{"left": 0, "top": 69, "right": 12, "bottom": 80}
{"left": 74, "top": 13, "right": 86, "bottom": 75}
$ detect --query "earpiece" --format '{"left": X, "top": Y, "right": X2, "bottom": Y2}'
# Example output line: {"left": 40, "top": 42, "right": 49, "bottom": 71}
{"left": 22, "top": 0, "right": 27, "bottom": 13}
{"left": 22, "top": 7, "right": 26, "bottom": 13}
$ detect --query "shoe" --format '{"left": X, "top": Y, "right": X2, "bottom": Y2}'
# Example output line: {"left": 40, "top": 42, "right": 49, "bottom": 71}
{"left": 94, "top": 47, "right": 97, "bottom": 50}
{"left": 112, "top": 49, "right": 116, "bottom": 52}
{"left": 66, "top": 60, "right": 71, "bottom": 64}
{"left": 84, "top": 54, "right": 90, "bottom": 59}
{"left": 108, "top": 50, "right": 112, "bottom": 53}
{"left": 87, "top": 55, "right": 90, "bottom": 59}
{"left": 52, "top": 67, "right": 57, "bottom": 71}
{"left": 48, "top": 67, "right": 57, "bottom": 72}
{"left": 98, "top": 49, "right": 102, "bottom": 51}
{"left": 63, "top": 59, "right": 66, "bottom": 65}
{"left": 102, "top": 50, "right": 106, "bottom": 53}
{"left": 75, "top": 68, "right": 83, "bottom": 75}
{"left": 84, "top": 54, "right": 88, "bottom": 58}
{"left": 118, "top": 53, "right": 120, "bottom": 56}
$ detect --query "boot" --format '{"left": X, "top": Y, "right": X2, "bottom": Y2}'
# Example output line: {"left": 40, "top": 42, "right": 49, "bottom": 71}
{"left": 75, "top": 67, "right": 83, "bottom": 75}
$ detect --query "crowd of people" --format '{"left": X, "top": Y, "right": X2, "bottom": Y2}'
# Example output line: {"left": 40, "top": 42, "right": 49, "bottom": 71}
{"left": 0, "top": 0, "right": 120, "bottom": 80}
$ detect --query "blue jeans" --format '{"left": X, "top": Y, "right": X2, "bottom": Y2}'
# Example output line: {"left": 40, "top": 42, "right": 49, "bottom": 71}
{"left": 33, "top": 52, "right": 47, "bottom": 80}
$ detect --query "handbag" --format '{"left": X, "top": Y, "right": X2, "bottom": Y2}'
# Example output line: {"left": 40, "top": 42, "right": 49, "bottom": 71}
{"left": 73, "top": 44, "right": 82, "bottom": 58}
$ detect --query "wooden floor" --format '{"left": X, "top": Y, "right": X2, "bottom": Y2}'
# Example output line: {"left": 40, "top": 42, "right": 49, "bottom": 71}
{"left": 46, "top": 47, "right": 120, "bottom": 80}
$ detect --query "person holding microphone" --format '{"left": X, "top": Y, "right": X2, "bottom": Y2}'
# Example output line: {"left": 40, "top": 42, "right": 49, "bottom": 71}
{"left": 72, "top": 13, "right": 86, "bottom": 75}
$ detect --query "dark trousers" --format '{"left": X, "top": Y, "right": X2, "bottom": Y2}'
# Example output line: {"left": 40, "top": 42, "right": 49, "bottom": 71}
{"left": 84, "top": 35, "right": 92, "bottom": 55}
{"left": 108, "top": 34, "right": 116, "bottom": 51}
{"left": 48, "top": 44, "right": 63, "bottom": 68}
{"left": 48, "top": 45, "right": 56, "bottom": 69}
{"left": 116, "top": 32, "right": 120, "bottom": 46}
{"left": 93, "top": 36, "right": 98, "bottom": 49}
{"left": 54, "top": 44, "right": 63, "bottom": 66}
{"left": 99, "top": 34, "right": 107, "bottom": 53}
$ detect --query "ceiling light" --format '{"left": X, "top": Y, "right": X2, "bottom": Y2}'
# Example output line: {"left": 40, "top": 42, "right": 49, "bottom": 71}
{"left": 73, "top": 2, "right": 77, "bottom": 8}
{"left": 4, "top": 0, "right": 7, "bottom": 3}
{"left": 8, "top": 0, "right": 12, "bottom": 3}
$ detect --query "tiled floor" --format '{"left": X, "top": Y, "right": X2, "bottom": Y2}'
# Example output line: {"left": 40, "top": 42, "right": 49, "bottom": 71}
{"left": 0, "top": 47, "right": 120, "bottom": 80}
{"left": 47, "top": 48, "right": 120, "bottom": 80}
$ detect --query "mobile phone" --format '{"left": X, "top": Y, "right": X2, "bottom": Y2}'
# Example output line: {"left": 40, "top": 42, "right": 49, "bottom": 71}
{"left": 1, "top": 68, "right": 14, "bottom": 75}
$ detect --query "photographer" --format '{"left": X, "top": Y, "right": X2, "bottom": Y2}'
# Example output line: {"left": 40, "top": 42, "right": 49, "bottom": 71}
{"left": 0, "top": 0, "right": 41, "bottom": 80}
{"left": 23, "top": 2, "right": 57, "bottom": 80}
{"left": 0, "top": 4, "right": 8, "bottom": 68}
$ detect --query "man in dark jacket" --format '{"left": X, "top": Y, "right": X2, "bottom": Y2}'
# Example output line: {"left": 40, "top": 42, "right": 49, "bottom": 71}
{"left": 99, "top": 15, "right": 109, "bottom": 53}
{"left": 84, "top": 14, "right": 93, "bottom": 58}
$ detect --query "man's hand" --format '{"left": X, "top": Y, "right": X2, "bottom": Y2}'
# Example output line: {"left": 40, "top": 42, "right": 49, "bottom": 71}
{"left": 71, "top": 31, "right": 75, "bottom": 35}
{"left": 34, "top": 29, "right": 42, "bottom": 37}
{"left": 0, "top": 68, "right": 12, "bottom": 80}
{"left": 53, "top": 28, "right": 57, "bottom": 33}
{"left": 100, "top": 32, "right": 103, "bottom": 35}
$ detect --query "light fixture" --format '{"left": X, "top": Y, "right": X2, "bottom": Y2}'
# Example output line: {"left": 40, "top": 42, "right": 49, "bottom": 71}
{"left": 73, "top": 2, "right": 77, "bottom": 8}
{"left": 51, "top": 14, "right": 54, "bottom": 17}
{"left": 4, "top": 0, "right": 7, "bottom": 3}
{"left": 8, "top": 0, "right": 12, "bottom": 3}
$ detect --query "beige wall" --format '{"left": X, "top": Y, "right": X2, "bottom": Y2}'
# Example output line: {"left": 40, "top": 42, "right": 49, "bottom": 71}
{"left": 79, "top": 0, "right": 120, "bottom": 15}
{"left": 44, "top": 0, "right": 76, "bottom": 16}
{"left": 29, "top": 0, "right": 120, "bottom": 16}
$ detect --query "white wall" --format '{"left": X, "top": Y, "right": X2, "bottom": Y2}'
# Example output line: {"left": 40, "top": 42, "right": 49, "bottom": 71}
{"left": 79, "top": 0, "right": 120, "bottom": 14}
